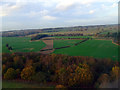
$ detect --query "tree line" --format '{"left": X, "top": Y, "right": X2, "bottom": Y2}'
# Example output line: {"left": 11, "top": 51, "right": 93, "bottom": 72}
{"left": 31, "top": 34, "right": 49, "bottom": 41}
{"left": 2, "top": 52, "right": 120, "bottom": 88}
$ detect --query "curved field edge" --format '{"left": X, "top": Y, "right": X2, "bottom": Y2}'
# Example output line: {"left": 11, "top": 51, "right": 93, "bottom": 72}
{"left": 53, "top": 39, "right": 119, "bottom": 61}
{"left": 2, "top": 37, "right": 46, "bottom": 53}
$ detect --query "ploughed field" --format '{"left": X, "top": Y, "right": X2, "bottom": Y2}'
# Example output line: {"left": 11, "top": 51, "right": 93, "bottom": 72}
{"left": 2, "top": 37, "right": 119, "bottom": 61}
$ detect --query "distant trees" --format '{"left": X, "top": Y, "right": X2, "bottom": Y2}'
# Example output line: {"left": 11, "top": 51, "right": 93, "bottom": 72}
{"left": 31, "top": 34, "right": 49, "bottom": 41}
{"left": 50, "top": 33, "right": 83, "bottom": 37}
{"left": 2, "top": 30, "right": 41, "bottom": 37}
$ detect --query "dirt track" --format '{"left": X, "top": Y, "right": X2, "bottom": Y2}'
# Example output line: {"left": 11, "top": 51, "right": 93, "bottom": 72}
{"left": 40, "top": 40, "right": 54, "bottom": 54}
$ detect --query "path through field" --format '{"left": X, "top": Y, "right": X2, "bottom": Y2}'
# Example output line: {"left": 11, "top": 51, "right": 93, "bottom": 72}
{"left": 40, "top": 40, "right": 54, "bottom": 54}
{"left": 40, "top": 38, "right": 89, "bottom": 54}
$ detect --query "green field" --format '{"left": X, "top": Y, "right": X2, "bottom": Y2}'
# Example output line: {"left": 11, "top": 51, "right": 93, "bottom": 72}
{"left": 53, "top": 40, "right": 82, "bottom": 48}
{"left": 2, "top": 37, "right": 46, "bottom": 53}
{"left": 53, "top": 40, "right": 119, "bottom": 61}
{"left": 2, "top": 81, "right": 54, "bottom": 88}
{"left": 2, "top": 37, "right": 119, "bottom": 61}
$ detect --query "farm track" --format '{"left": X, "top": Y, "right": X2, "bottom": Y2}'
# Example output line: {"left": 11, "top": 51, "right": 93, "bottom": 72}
{"left": 40, "top": 38, "right": 89, "bottom": 53}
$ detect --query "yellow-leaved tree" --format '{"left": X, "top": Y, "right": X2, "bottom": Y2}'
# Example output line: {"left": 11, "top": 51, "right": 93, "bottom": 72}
{"left": 21, "top": 66, "right": 35, "bottom": 80}
{"left": 111, "top": 65, "right": 120, "bottom": 81}
{"left": 4, "top": 68, "right": 16, "bottom": 79}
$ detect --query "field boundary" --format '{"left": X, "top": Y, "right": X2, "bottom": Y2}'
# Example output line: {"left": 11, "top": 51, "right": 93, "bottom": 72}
{"left": 40, "top": 38, "right": 89, "bottom": 53}
{"left": 95, "top": 38, "right": 120, "bottom": 46}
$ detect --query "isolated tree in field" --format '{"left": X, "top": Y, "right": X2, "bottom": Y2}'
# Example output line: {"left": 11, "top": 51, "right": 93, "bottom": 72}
{"left": 4, "top": 68, "right": 16, "bottom": 79}
{"left": 21, "top": 66, "right": 35, "bottom": 80}
{"left": 6, "top": 44, "right": 9, "bottom": 47}
{"left": 8, "top": 46, "right": 13, "bottom": 50}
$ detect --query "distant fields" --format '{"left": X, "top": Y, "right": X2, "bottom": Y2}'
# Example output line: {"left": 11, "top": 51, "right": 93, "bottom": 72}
{"left": 2, "top": 37, "right": 119, "bottom": 61}
{"left": 2, "top": 37, "right": 46, "bottom": 53}
{"left": 53, "top": 40, "right": 119, "bottom": 61}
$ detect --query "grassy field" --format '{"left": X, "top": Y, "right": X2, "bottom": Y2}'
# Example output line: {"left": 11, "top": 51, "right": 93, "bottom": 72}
{"left": 53, "top": 39, "right": 119, "bottom": 61}
{"left": 2, "top": 37, "right": 119, "bottom": 61}
{"left": 53, "top": 40, "right": 82, "bottom": 48}
{"left": 2, "top": 37, "right": 46, "bottom": 53}
{"left": 2, "top": 81, "right": 55, "bottom": 88}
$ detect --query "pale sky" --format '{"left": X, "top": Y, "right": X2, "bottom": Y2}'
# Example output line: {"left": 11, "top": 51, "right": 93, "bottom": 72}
{"left": 0, "top": 0, "right": 119, "bottom": 31}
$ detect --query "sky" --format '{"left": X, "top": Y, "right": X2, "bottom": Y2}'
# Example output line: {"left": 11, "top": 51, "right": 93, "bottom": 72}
{"left": 0, "top": 0, "right": 119, "bottom": 31}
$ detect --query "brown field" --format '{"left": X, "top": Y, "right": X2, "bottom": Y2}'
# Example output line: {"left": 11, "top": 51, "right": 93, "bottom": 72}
{"left": 40, "top": 40, "right": 54, "bottom": 54}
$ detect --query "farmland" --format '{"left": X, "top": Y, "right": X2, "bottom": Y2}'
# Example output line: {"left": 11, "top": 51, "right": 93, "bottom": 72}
{"left": 2, "top": 37, "right": 46, "bottom": 53}
{"left": 53, "top": 39, "right": 119, "bottom": 61}
{"left": 1, "top": 24, "right": 120, "bottom": 88}
{"left": 2, "top": 36, "right": 119, "bottom": 61}
{"left": 53, "top": 40, "right": 82, "bottom": 48}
